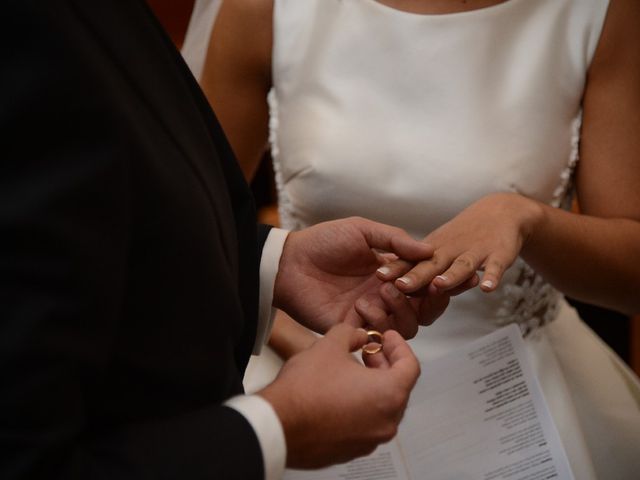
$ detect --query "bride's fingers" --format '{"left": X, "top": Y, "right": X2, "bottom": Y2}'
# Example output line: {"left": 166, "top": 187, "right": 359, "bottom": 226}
{"left": 431, "top": 251, "right": 483, "bottom": 291}
{"left": 434, "top": 274, "right": 480, "bottom": 296}
{"left": 393, "top": 254, "right": 450, "bottom": 293}
{"left": 479, "top": 254, "right": 512, "bottom": 292}
{"left": 376, "top": 258, "right": 414, "bottom": 281}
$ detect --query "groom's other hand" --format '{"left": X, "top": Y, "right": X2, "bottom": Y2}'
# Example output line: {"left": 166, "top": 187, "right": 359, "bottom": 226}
{"left": 258, "top": 324, "right": 420, "bottom": 469}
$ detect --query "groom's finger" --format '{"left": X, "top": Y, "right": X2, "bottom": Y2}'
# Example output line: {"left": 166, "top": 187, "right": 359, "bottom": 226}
{"left": 373, "top": 250, "right": 399, "bottom": 265}
{"left": 381, "top": 330, "right": 421, "bottom": 391}
{"left": 355, "top": 294, "right": 395, "bottom": 332}
{"left": 417, "top": 285, "right": 451, "bottom": 326}
{"left": 324, "top": 323, "right": 369, "bottom": 352}
{"left": 362, "top": 345, "right": 390, "bottom": 369}
{"left": 358, "top": 218, "right": 434, "bottom": 261}
{"left": 378, "top": 282, "right": 419, "bottom": 339}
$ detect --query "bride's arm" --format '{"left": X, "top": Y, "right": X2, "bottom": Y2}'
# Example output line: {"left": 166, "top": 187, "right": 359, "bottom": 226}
{"left": 378, "top": 0, "right": 640, "bottom": 315}
{"left": 522, "top": 0, "right": 640, "bottom": 313}
{"left": 269, "top": 311, "right": 318, "bottom": 359}
{"left": 200, "top": 0, "right": 274, "bottom": 179}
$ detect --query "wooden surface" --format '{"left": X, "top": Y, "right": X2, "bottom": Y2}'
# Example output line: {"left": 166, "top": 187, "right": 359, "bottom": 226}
{"left": 146, "top": 0, "right": 195, "bottom": 49}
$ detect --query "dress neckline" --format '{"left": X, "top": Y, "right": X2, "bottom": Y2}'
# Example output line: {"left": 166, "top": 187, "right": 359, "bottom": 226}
{"left": 361, "top": 0, "right": 524, "bottom": 20}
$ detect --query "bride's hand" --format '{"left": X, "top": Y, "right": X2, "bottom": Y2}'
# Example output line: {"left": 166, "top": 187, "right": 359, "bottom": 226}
{"left": 377, "top": 193, "right": 544, "bottom": 295}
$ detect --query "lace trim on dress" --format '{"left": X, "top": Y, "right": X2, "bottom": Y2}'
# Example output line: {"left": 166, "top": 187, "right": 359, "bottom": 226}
{"left": 551, "top": 111, "right": 582, "bottom": 209}
{"left": 268, "top": 89, "right": 301, "bottom": 231}
{"left": 495, "top": 258, "right": 562, "bottom": 337}
{"left": 495, "top": 110, "right": 583, "bottom": 336}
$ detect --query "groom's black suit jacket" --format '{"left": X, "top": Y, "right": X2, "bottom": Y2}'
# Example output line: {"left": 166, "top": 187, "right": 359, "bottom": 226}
{"left": 1, "top": 1, "right": 269, "bottom": 478}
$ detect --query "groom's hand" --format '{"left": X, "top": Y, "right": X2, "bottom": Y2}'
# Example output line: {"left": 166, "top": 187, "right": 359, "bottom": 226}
{"left": 258, "top": 324, "right": 420, "bottom": 469}
{"left": 354, "top": 275, "right": 480, "bottom": 332}
{"left": 272, "top": 217, "right": 433, "bottom": 337}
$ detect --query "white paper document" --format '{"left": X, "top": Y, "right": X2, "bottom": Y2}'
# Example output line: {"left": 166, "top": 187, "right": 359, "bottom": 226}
{"left": 284, "top": 324, "right": 574, "bottom": 480}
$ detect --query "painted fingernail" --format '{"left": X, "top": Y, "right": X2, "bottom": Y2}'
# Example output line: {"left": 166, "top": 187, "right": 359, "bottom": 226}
{"left": 435, "top": 275, "right": 448, "bottom": 283}
{"left": 377, "top": 266, "right": 391, "bottom": 276}
{"left": 481, "top": 280, "right": 494, "bottom": 289}
{"left": 397, "top": 276, "right": 411, "bottom": 286}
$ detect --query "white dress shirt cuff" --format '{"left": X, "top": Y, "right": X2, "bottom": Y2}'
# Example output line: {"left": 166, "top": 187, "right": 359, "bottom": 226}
{"left": 225, "top": 394, "right": 286, "bottom": 480}
{"left": 255, "top": 228, "right": 289, "bottom": 354}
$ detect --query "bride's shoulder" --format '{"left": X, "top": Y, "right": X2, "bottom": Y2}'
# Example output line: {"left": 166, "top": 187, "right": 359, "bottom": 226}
{"left": 212, "top": 0, "right": 273, "bottom": 64}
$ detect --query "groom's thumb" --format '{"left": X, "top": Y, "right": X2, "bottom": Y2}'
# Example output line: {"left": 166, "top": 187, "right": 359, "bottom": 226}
{"left": 360, "top": 219, "right": 433, "bottom": 261}
{"left": 324, "top": 324, "right": 369, "bottom": 352}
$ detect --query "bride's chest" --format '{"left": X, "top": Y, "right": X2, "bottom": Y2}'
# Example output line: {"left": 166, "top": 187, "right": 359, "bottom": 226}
{"left": 273, "top": 94, "right": 580, "bottom": 234}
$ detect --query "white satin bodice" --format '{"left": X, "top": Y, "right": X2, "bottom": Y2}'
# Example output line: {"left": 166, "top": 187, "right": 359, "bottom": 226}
{"left": 270, "top": 0, "right": 609, "bottom": 348}
{"left": 271, "top": 0, "right": 607, "bottom": 232}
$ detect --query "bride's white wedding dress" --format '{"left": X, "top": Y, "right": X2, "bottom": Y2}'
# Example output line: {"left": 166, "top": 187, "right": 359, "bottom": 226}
{"left": 184, "top": 0, "right": 640, "bottom": 478}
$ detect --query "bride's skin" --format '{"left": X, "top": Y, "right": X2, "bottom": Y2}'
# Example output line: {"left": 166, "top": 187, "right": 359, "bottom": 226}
{"left": 201, "top": 0, "right": 640, "bottom": 355}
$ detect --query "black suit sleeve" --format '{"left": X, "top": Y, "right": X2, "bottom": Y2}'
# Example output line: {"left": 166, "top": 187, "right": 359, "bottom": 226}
{"left": 0, "top": 2, "right": 264, "bottom": 479}
{"left": 257, "top": 224, "right": 276, "bottom": 258}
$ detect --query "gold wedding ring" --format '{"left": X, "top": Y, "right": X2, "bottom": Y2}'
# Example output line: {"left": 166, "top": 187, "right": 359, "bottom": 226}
{"left": 362, "top": 330, "right": 383, "bottom": 355}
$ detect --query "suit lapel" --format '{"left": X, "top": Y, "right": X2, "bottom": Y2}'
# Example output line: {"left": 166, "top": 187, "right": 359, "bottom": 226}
{"left": 69, "top": 0, "right": 240, "bottom": 275}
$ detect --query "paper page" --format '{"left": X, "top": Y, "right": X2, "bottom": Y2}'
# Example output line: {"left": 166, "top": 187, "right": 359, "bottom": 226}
{"left": 284, "top": 441, "right": 409, "bottom": 480}
{"left": 398, "top": 324, "right": 574, "bottom": 480}
{"left": 285, "top": 324, "right": 574, "bottom": 480}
